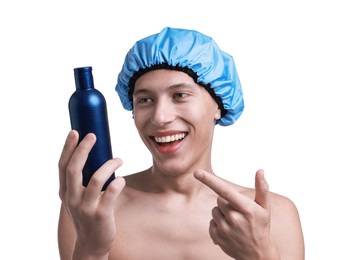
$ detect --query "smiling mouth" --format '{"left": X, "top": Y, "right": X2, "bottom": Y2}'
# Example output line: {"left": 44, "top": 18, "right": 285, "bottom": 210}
{"left": 153, "top": 133, "right": 187, "bottom": 145}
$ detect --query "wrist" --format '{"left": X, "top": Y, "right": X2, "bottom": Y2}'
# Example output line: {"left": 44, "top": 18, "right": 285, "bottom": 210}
{"left": 256, "top": 241, "right": 281, "bottom": 260}
{"left": 72, "top": 241, "right": 110, "bottom": 260}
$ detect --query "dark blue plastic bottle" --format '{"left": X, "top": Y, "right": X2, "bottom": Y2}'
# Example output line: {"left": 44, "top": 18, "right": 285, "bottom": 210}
{"left": 69, "top": 66, "right": 115, "bottom": 190}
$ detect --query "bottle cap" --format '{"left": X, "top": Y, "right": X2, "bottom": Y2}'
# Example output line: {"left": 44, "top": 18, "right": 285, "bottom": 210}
{"left": 74, "top": 66, "right": 94, "bottom": 90}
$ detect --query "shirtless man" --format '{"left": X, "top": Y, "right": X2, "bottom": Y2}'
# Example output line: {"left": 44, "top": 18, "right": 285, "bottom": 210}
{"left": 58, "top": 27, "right": 305, "bottom": 260}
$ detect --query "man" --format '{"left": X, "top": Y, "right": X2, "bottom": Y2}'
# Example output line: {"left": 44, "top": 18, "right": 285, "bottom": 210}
{"left": 58, "top": 27, "right": 305, "bottom": 259}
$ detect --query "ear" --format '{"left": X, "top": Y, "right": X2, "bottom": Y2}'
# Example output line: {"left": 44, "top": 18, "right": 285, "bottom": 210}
{"left": 214, "top": 107, "right": 221, "bottom": 121}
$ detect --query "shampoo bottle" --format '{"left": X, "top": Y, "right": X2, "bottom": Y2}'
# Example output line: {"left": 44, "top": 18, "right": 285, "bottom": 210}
{"left": 68, "top": 66, "right": 115, "bottom": 190}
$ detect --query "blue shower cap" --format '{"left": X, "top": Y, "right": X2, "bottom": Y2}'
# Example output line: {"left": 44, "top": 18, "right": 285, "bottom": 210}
{"left": 115, "top": 27, "right": 244, "bottom": 126}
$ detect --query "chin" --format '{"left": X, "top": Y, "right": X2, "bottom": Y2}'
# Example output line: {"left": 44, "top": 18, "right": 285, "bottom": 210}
{"left": 152, "top": 159, "right": 192, "bottom": 177}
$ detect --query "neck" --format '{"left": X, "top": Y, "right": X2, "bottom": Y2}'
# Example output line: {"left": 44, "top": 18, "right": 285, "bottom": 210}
{"left": 146, "top": 162, "right": 215, "bottom": 198}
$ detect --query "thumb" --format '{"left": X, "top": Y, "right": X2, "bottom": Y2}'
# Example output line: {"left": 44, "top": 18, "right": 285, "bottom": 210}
{"left": 254, "top": 169, "right": 270, "bottom": 210}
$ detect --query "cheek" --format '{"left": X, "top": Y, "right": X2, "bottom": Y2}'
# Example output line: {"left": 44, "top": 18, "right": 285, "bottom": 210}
{"left": 133, "top": 110, "right": 145, "bottom": 131}
{"left": 134, "top": 115, "right": 151, "bottom": 147}
{"left": 186, "top": 102, "right": 217, "bottom": 125}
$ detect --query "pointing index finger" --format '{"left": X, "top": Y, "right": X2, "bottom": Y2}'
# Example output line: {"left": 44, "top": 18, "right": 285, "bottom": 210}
{"left": 194, "top": 170, "right": 252, "bottom": 213}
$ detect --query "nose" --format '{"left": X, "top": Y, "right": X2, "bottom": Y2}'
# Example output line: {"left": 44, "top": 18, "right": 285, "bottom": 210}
{"left": 151, "top": 99, "right": 175, "bottom": 126}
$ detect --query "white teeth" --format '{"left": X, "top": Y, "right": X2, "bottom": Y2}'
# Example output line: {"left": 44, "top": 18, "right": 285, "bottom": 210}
{"left": 154, "top": 133, "right": 186, "bottom": 143}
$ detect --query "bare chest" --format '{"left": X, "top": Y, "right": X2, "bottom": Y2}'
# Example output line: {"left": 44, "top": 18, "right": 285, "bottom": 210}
{"left": 110, "top": 199, "right": 230, "bottom": 260}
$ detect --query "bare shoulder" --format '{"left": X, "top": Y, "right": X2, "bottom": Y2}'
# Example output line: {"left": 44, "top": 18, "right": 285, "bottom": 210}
{"left": 115, "top": 169, "right": 156, "bottom": 207}
{"left": 268, "top": 191, "right": 301, "bottom": 219}
{"left": 122, "top": 169, "right": 151, "bottom": 190}
{"left": 240, "top": 185, "right": 303, "bottom": 231}
{"left": 236, "top": 182, "right": 301, "bottom": 217}
{"left": 269, "top": 191, "right": 305, "bottom": 259}
{"left": 236, "top": 184, "right": 305, "bottom": 259}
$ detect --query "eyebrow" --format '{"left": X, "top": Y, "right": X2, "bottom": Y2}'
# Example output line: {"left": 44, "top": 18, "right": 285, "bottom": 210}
{"left": 133, "top": 83, "right": 195, "bottom": 96}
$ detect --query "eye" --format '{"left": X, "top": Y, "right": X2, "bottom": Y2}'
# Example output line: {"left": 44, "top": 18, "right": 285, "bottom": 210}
{"left": 136, "top": 97, "right": 153, "bottom": 104}
{"left": 174, "top": 92, "right": 189, "bottom": 99}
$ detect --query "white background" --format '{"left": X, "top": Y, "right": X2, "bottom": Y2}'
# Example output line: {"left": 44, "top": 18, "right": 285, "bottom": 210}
{"left": 1, "top": 0, "right": 341, "bottom": 259}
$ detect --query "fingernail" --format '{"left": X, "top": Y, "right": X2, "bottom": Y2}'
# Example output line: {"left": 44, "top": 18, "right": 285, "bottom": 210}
{"left": 67, "top": 130, "right": 76, "bottom": 140}
{"left": 85, "top": 133, "right": 96, "bottom": 141}
{"left": 194, "top": 170, "right": 204, "bottom": 179}
{"left": 113, "top": 158, "right": 123, "bottom": 166}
